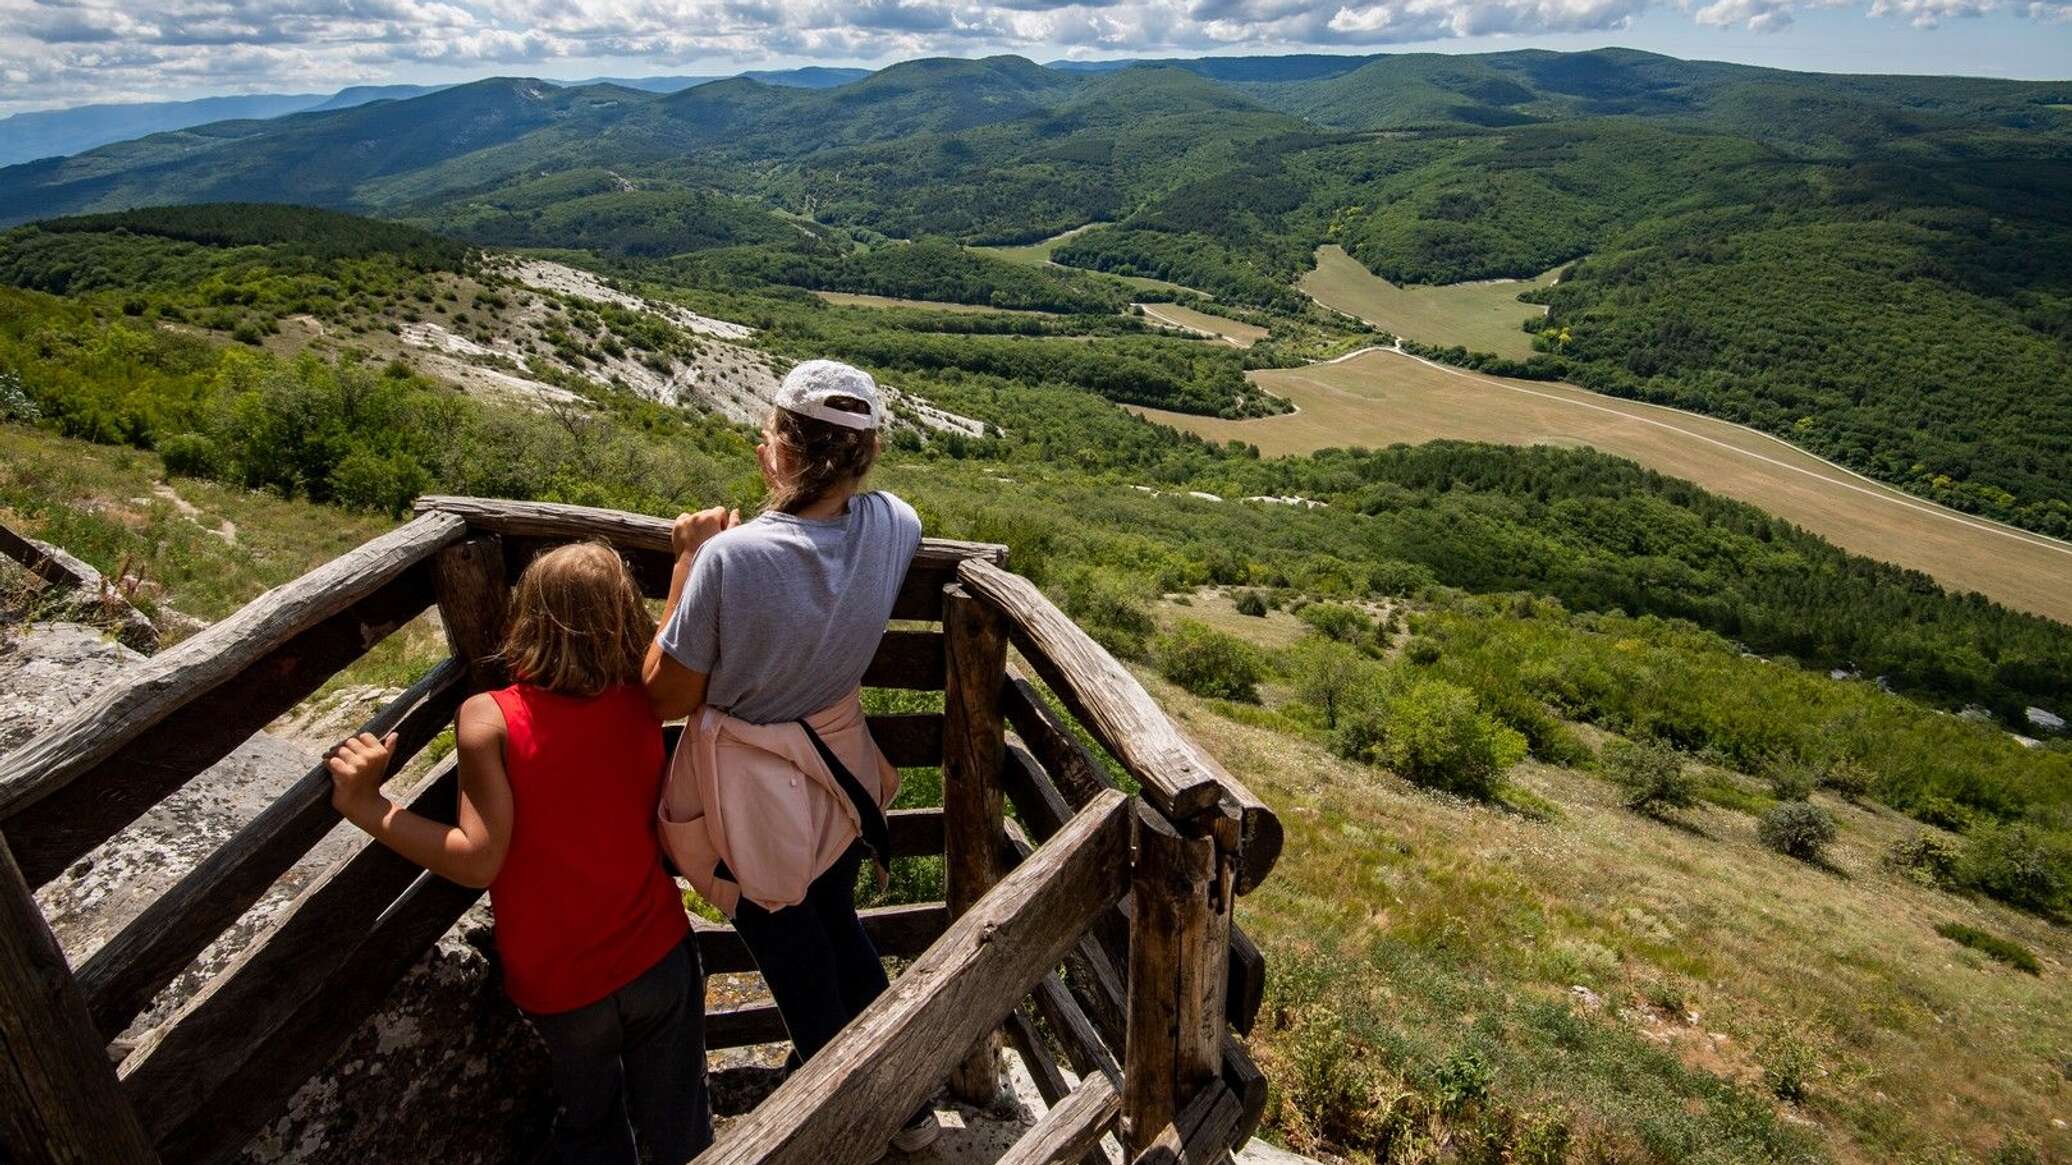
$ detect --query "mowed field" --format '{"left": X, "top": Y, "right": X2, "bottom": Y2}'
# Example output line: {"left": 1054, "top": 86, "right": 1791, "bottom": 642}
{"left": 812, "top": 290, "right": 1047, "bottom": 314}
{"left": 1136, "top": 302, "right": 1269, "bottom": 347}
{"left": 1136, "top": 347, "right": 2072, "bottom": 624}
{"left": 1300, "top": 244, "right": 1557, "bottom": 360}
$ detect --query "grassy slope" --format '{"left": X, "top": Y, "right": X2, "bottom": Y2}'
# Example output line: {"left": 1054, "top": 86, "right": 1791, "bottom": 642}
{"left": 1155, "top": 590, "right": 2069, "bottom": 1165}
{"left": 1299, "top": 244, "right": 1555, "bottom": 360}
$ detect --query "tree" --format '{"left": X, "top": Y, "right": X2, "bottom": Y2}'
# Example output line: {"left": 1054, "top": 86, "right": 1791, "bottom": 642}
{"left": 1604, "top": 738, "right": 1696, "bottom": 816}
{"left": 1154, "top": 621, "right": 1265, "bottom": 703}
{"left": 1286, "top": 638, "right": 1373, "bottom": 730}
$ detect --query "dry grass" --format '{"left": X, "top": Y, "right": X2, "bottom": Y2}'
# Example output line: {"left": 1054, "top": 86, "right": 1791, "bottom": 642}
{"left": 1133, "top": 348, "right": 2072, "bottom": 624}
{"left": 1136, "top": 303, "right": 1269, "bottom": 348}
{"left": 1299, "top": 246, "right": 1558, "bottom": 361}
{"left": 1142, "top": 668, "right": 2072, "bottom": 1163}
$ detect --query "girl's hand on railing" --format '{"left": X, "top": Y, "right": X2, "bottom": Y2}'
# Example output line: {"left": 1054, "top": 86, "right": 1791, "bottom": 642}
{"left": 327, "top": 731, "right": 399, "bottom": 819}
{"left": 670, "top": 506, "right": 740, "bottom": 559}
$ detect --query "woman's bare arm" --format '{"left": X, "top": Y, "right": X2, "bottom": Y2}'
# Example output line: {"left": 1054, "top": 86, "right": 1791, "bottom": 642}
{"left": 643, "top": 506, "right": 732, "bottom": 720}
{"left": 329, "top": 692, "right": 515, "bottom": 889}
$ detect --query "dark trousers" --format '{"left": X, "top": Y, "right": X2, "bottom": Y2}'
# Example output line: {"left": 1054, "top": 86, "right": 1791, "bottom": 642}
{"left": 525, "top": 940, "right": 714, "bottom": 1165}
{"left": 731, "top": 842, "right": 890, "bottom": 1065}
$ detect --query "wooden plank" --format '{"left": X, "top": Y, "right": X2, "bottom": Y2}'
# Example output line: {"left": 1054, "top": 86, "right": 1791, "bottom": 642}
{"left": 1003, "top": 671, "right": 1114, "bottom": 810}
{"left": 1004, "top": 740, "right": 1263, "bottom": 1038}
{"left": 942, "top": 583, "right": 1010, "bottom": 1104}
{"left": 413, "top": 496, "right": 1005, "bottom": 622}
{"left": 430, "top": 534, "right": 510, "bottom": 691}
{"left": 76, "top": 659, "right": 466, "bottom": 1040}
{"left": 120, "top": 758, "right": 473, "bottom": 1159}
{"left": 1031, "top": 971, "right": 1120, "bottom": 1084}
{"left": 0, "top": 513, "right": 463, "bottom": 886}
{"left": 1121, "top": 807, "right": 1220, "bottom": 1157}
{"left": 888, "top": 806, "right": 945, "bottom": 858}
{"left": 0, "top": 836, "right": 157, "bottom": 1165}
{"left": 707, "top": 1001, "right": 789, "bottom": 1050}
{"left": 0, "top": 521, "right": 157, "bottom": 652}
{"left": 862, "top": 628, "right": 947, "bottom": 691}
{"left": 996, "top": 1072, "right": 1121, "bottom": 1165}
{"left": 694, "top": 790, "right": 1131, "bottom": 1165}
{"left": 1128, "top": 1081, "right": 1242, "bottom": 1165}
{"left": 1005, "top": 1009, "right": 1072, "bottom": 1107}
{"left": 691, "top": 903, "right": 948, "bottom": 975}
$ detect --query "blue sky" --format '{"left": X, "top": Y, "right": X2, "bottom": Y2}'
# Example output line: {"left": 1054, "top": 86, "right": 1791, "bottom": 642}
{"left": 0, "top": 0, "right": 2065, "bottom": 116}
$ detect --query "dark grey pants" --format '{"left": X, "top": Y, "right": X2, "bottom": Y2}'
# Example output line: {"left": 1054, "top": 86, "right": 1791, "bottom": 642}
{"left": 525, "top": 940, "right": 713, "bottom": 1165}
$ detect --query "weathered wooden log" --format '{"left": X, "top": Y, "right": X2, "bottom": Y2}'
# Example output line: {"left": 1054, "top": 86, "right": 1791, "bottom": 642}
{"left": 1002, "top": 671, "right": 1116, "bottom": 808}
{"left": 1030, "top": 971, "right": 1121, "bottom": 1084}
{"left": 77, "top": 658, "right": 466, "bottom": 1040}
{"left": 691, "top": 902, "right": 948, "bottom": 976}
{"left": 961, "top": 564, "right": 1280, "bottom": 893}
{"left": 942, "top": 583, "right": 1010, "bottom": 1104}
{"left": 0, "top": 521, "right": 158, "bottom": 652}
{"left": 1002, "top": 736, "right": 1263, "bottom": 1037}
{"left": 1121, "top": 807, "right": 1222, "bottom": 1157}
{"left": 661, "top": 712, "right": 941, "bottom": 770}
{"left": 430, "top": 534, "right": 510, "bottom": 691}
{"left": 0, "top": 512, "right": 463, "bottom": 886}
{"left": 412, "top": 496, "right": 1005, "bottom": 622}
{"left": 1129, "top": 1081, "right": 1242, "bottom": 1165}
{"left": 121, "top": 757, "right": 475, "bottom": 1161}
{"left": 692, "top": 789, "right": 1130, "bottom": 1165}
{"left": 706, "top": 1001, "right": 789, "bottom": 1049}
{"left": 888, "top": 806, "right": 946, "bottom": 857}
{"left": 861, "top": 628, "right": 947, "bottom": 691}
{"left": 995, "top": 1069, "right": 1120, "bottom": 1165}
{"left": 0, "top": 836, "right": 157, "bottom": 1165}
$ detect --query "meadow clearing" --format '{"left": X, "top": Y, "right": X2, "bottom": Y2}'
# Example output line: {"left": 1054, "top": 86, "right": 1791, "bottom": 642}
{"left": 1135, "top": 348, "right": 2072, "bottom": 624}
{"left": 971, "top": 225, "right": 1205, "bottom": 297}
{"left": 1299, "top": 245, "right": 1558, "bottom": 360}
{"left": 1136, "top": 301, "right": 1270, "bottom": 347}
{"left": 810, "top": 290, "right": 1051, "bottom": 313}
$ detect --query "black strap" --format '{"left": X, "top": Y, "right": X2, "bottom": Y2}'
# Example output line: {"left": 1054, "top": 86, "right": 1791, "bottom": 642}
{"left": 797, "top": 718, "right": 893, "bottom": 874}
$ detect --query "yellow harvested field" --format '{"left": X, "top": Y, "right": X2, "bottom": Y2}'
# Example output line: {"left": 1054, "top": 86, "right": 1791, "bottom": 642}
{"left": 1299, "top": 244, "right": 1557, "bottom": 360}
{"left": 1134, "top": 347, "right": 2072, "bottom": 624}
{"left": 813, "top": 290, "right": 1047, "bottom": 314}
{"left": 1136, "top": 302, "right": 1269, "bottom": 348}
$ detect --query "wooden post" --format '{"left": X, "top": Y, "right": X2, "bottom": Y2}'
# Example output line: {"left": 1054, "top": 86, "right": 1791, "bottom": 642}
{"left": 430, "top": 534, "right": 509, "bottom": 692}
{"left": 0, "top": 836, "right": 156, "bottom": 1164}
{"left": 941, "top": 582, "right": 1009, "bottom": 1105}
{"left": 1121, "top": 806, "right": 1229, "bottom": 1157}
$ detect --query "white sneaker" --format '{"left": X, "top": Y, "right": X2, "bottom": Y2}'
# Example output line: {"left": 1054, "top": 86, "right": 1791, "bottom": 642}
{"left": 889, "top": 1109, "right": 941, "bottom": 1153}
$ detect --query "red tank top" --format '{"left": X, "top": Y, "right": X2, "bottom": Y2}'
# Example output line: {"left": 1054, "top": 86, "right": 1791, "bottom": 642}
{"left": 487, "top": 683, "right": 688, "bottom": 1014}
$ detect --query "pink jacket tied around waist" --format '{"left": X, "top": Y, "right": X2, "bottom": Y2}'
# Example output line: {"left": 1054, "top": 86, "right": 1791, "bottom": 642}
{"left": 657, "top": 691, "right": 900, "bottom": 918}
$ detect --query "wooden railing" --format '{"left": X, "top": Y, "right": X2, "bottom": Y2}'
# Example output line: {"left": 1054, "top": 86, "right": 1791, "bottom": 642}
{"left": 0, "top": 496, "right": 1282, "bottom": 1165}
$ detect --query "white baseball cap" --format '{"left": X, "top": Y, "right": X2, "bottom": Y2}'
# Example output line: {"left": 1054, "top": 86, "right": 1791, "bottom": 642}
{"left": 775, "top": 360, "right": 885, "bottom": 431}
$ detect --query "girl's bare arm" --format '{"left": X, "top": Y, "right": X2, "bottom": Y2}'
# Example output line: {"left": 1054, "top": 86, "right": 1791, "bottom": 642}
{"left": 329, "top": 693, "right": 515, "bottom": 889}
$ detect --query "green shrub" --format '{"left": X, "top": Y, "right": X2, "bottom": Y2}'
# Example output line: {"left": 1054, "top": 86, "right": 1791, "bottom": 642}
{"left": 1334, "top": 676, "right": 1526, "bottom": 799}
{"left": 156, "top": 432, "right": 221, "bottom": 478}
{"left": 1934, "top": 922, "right": 2041, "bottom": 975}
{"left": 1604, "top": 738, "right": 1696, "bottom": 816}
{"left": 1298, "top": 602, "right": 1374, "bottom": 645}
{"left": 1820, "top": 757, "right": 1876, "bottom": 802}
{"left": 1760, "top": 1033, "right": 1817, "bottom": 1102}
{"left": 1051, "top": 568, "right": 1157, "bottom": 660}
{"left": 1765, "top": 757, "right": 1819, "bottom": 802}
{"left": 1430, "top": 1045, "right": 1494, "bottom": 1114}
{"left": 1959, "top": 824, "right": 2068, "bottom": 914}
{"left": 1233, "top": 589, "right": 1268, "bottom": 617}
{"left": 1886, "top": 832, "right": 1960, "bottom": 888}
{"left": 330, "top": 449, "right": 430, "bottom": 516}
{"left": 1404, "top": 638, "right": 1442, "bottom": 666}
{"left": 1758, "top": 802, "right": 1838, "bottom": 862}
{"left": 1154, "top": 621, "right": 1265, "bottom": 703}
{"left": 1285, "top": 637, "right": 1374, "bottom": 730}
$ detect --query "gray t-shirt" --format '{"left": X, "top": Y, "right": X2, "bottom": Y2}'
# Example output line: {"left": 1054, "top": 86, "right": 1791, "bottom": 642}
{"left": 658, "top": 491, "right": 923, "bottom": 724}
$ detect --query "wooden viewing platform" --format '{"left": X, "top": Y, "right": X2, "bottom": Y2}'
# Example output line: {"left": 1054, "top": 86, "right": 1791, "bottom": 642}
{"left": 0, "top": 496, "right": 1283, "bottom": 1165}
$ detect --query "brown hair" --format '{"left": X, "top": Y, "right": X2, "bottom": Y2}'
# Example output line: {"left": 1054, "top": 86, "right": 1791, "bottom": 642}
{"left": 500, "top": 542, "right": 655, "bottom": 698}
{"left": 765, "top": 402, "right": 880, "bottom": 515}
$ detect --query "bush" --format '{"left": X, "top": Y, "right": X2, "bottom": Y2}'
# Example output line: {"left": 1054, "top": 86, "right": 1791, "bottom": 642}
{"left": 1760, "top": 1034, "right": 1817, "bottom": 1103}
{"left": 1820, "top": 757, "right": 1875, "bottom": 802}
{"left": 1886, "top": 832, "right": 1960, "bottom": 887}
{"left": 157, "top": 432, "right": 221, "bottom": 478}
{"left": 1334, "top": 676, "right": 1526, "bottom": 799}
{"left": 1935, "top": 922, "right": 2041, "bottom": 975}
{"left": 1765, "top": 757, "right": 1819, "bottom": 802}
{"left": 1959, "top": 824, "right": 2068, "bottom": 914}
{"left": 1154, "top": 621, "right": 1265, "bottom": 703}
{"left": 1233, "top": 589, "right": 1268, "bottom": 617}
{"left": 1604, "top": 738, "right": 1696, "bottom": 816}
{"left": 1285, "top": 637, "right": 1374, "bottom": 730}
{"left": 1298, "top": 602, "right": 1374, "bottom": 646}
{"left": 1051, "top": 568, "right": 1157, "bottom": 660}
{"left": 1404, "top": 638, "right": 1442, "bottom": 666}
{"left": 1758, "top": 802, "right": 1838, "bottom": 862}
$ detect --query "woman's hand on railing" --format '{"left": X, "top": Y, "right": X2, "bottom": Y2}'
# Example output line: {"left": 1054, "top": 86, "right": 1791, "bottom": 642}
{"left": 670, "top": 506, "right": 739, "bottom": 559}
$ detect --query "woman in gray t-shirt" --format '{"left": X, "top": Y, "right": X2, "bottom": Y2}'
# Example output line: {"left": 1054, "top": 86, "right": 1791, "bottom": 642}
{"left": 641, "top": 360, "right": 939, "bottom": 1154}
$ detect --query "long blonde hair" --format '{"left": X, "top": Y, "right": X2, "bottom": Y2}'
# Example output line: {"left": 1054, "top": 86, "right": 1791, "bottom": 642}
{"left": 764, "top": 403, "right": 881, "bottom": 515}
{"left": 500, "top": 542, "right": 654, "bottom": 697}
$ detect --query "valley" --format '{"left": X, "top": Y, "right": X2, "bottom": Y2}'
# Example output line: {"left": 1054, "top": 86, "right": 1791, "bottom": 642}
{"left": 1137, "top": 347, "right": 2072, "bottom": 624}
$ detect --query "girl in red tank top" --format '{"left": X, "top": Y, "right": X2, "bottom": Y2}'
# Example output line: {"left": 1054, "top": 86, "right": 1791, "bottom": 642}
{"left": 328, "top": 542, "right": 709, "bottom": 1165}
